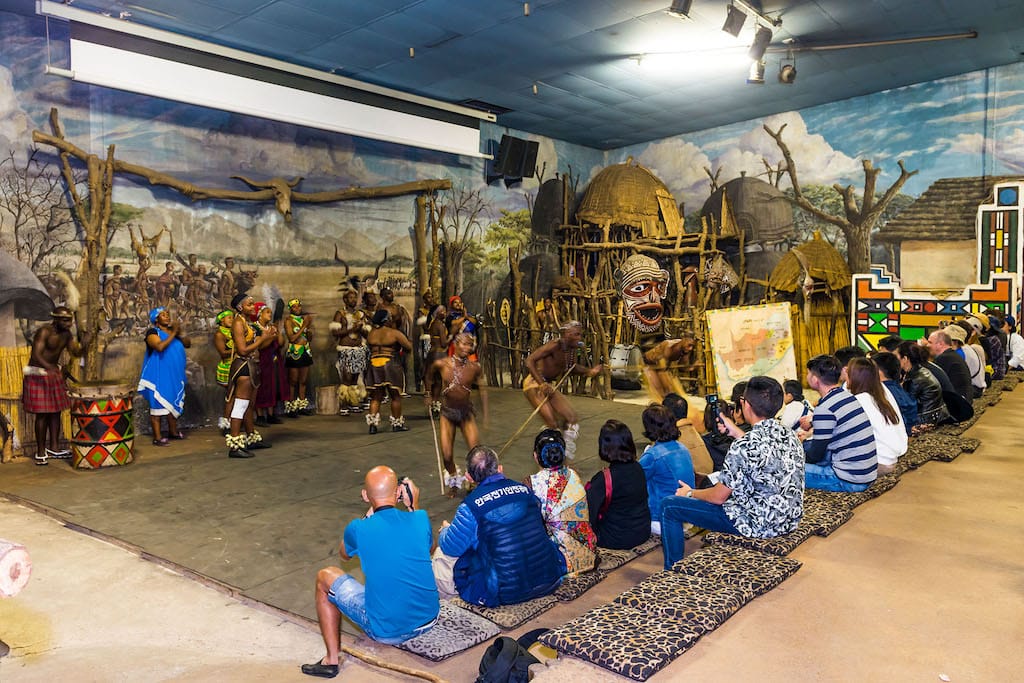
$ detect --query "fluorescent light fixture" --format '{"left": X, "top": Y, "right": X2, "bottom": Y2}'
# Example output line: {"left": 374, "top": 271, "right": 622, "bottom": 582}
{"left": 37, "top": 1, "right": 492, "bottom": 158}
{"left": 665, "top": 0, "right": 693, "bottom": 20}
{"left": 748, "top": 26, "right": 773, "bottom": 61}
{"left": 722, "top": 4, "right": 747, "bottom": 37}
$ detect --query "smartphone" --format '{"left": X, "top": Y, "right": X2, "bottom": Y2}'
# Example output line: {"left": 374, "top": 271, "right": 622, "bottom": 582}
{"left": 706, "top": 393, "right": 722, "bottom": 424}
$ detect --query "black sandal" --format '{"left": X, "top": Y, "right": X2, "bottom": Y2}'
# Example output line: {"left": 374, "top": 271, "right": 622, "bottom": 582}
{"left": 300, "top": 660, "right": 339, "bottom": 678}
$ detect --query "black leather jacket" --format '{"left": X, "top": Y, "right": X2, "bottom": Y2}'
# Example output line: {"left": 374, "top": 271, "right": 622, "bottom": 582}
{"left": 902, "top": 365, "right": 950, "bottom": 426}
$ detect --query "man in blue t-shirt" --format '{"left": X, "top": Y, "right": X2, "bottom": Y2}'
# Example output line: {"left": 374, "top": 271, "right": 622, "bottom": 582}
{"left": 799, "top": 354, "right": 877, "bottom": 492}
{"left": 301, "top": 466, "right": 439, "bottom": 679}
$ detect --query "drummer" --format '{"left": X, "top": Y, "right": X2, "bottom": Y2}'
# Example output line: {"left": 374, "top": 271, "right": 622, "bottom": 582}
{"left": 523, "top": 321, "right": 603, "bottom": 459}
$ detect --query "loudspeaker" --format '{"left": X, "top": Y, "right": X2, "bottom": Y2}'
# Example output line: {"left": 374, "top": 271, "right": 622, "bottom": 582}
{"left": 495, "top": 135, "right": 527, "bottom": 176}
{"left": 520, "top": 140, "right": 539, "bottom": 178}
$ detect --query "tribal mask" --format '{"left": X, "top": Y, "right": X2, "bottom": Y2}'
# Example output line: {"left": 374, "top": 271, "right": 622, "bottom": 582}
{"left": 614, "top": 254, "right": 669, "bottom": 332}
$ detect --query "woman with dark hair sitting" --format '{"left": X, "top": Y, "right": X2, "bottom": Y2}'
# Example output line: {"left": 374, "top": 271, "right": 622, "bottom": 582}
{"left": 528, "top": 429, "right": 597, "bottom": 576}
{"left": 639, "top": 405, "right": 694, "bottom": 535}
{"left": 895, "top": 341, "right": 950, "bottom": 433}
{"left": 586, "top": 420, "right": 650, "bottom": 550}
{"left": 846, "top": 357, "right": 907, "bottom": 474}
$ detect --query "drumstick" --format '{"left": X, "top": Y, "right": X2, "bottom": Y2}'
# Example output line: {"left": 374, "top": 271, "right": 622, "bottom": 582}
{"left": 426, "top": 406, "right": 446, "bottom": 495}
{"left": 497, "top": 364, "right": 574, "bottom": 457}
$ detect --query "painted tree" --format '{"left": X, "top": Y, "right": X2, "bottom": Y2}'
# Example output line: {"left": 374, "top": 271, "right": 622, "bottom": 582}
{"left": 764, "top": 123, "right": 918, "bottom": 274}
{"left": 435, "top": 182, "right": 490, "bottom": 297}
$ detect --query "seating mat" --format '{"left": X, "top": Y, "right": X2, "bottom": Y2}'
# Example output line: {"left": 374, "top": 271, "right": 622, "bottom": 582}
{"left": 554, "top": 568, "right": 608, "bottom": 602}
{"left": 397, "top": 601, "right": 500, "bottom": 661}
{"left": 453, "top": 593, "right": 558, "bottom": 630}
{"left": 539, "top": 603, "right": 704, "bottom": 681}
{"left": 798, "top": 495, "right": 854, "bottom": 537}
{"left": 613, "top": 571, "right": 752, "bottom": 631}
{"left": 671, "top": 544, "right": 801, "bottom": 596}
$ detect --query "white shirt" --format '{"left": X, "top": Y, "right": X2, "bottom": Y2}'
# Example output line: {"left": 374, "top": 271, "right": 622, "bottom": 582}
{"left": 852, "top": 384, "right": 908, "bottom": 467}
{"left": 1008, "top": 332, "right": 1024, "bottom": 370}
{"left": 960, "top": 343, "right": 986, "bottom": 390}
{"left": 778, "top": 398, "right": 812, "bottom": 430}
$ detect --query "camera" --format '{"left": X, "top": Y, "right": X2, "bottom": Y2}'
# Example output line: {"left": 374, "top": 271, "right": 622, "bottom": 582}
{"left": 706, "top": 393, "right": 722, "bottom": 424}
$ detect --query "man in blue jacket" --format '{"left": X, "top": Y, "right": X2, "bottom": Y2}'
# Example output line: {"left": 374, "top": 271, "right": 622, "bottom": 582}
{"left": 434, "top": 446, "right": 566, "bottom": 607}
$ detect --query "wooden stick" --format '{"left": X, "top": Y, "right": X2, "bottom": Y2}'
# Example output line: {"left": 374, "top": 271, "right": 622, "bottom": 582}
{"left": 340, "top": 644, "right": 445, "bottom": 682}
{"left": 497, "top": 365, "right": 574, "bottom": 457}
{"left": 426, "top": 406, "right": 447, "bottom": 495}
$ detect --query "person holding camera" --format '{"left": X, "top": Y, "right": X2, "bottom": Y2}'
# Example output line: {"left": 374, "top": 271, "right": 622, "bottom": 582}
{"left": 301, "top": 466, "right": 438, "bottom": 679}
{"left": 659, "top": 376, "right": 804, "bottom": 569}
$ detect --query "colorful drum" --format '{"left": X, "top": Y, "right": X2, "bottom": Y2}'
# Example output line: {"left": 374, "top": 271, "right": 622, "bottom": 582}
{"left": 69, "top": 382, "right": 135, "bottom": 469}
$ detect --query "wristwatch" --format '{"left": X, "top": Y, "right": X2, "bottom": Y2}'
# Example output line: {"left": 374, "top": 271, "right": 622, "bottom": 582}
{"left": 685, "top": 489, "right": 694, "bottom": 498}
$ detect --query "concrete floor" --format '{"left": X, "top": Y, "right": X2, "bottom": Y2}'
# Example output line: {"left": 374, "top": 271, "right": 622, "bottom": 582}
{"left": 1, "top": 386, "right": 1022, "bottom": 682}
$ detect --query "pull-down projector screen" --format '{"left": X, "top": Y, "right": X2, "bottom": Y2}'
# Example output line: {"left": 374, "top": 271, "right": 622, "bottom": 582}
{"left": 66, "top": 29, "right": 487, "bottom": 158}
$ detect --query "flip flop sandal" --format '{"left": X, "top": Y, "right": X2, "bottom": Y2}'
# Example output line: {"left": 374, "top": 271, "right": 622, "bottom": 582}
{"left": 169, "top": 432, "right": 186, "bottom": 440}
{"left": 152, "top": 438, "right": 170, "bottom": 446}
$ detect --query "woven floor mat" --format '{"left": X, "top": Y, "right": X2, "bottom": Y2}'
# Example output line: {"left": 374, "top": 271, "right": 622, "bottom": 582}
{"left": 397, "top": 601, "right": 500, "bottom": 661}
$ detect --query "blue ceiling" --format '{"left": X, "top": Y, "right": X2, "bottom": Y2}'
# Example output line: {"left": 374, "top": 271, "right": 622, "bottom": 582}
{"left": 30, "top": 0, "right": 1024, "bottom": 149}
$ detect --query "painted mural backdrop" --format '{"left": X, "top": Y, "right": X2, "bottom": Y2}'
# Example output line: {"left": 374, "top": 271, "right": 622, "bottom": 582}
{"left": 2, "top": 8, "right": 1023, "bottom": 427}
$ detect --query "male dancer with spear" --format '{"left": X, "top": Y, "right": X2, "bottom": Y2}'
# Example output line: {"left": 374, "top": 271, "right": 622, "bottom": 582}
{"left": 523, "top": 321, "right": 603, "bottom": 459}
{"left": 425, "top": 333, "right": 486, "bottom": 496}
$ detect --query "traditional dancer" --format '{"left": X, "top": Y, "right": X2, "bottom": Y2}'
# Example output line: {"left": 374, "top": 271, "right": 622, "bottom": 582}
{"left": 138, "top": 307, "right": 191, "bottom": 446}
{"left": 365, "top": 309, "right": 413, "bottom": 434}
{"left": 225, "top": 294, "right": 274, "bottom": 458}
{"left": 253, "top": 302, "right": 288, "bottom": 426}
{"left": 329, "top": 289, "right": 368, "bottom": 415}
{"left": 22, "top": 306, "right": 88, "bottom": 465}
{"left": 284, "top": 298, "right": 316, "bottom": 417}
{"left": 446, "top": 296, "right": 479, "bottom": 360}
{"left": 213, "top": 309, "right": 235, "bottom": 434}
{"left": 423, "top": 304, "right": 449, "bottom": 416}
{"left": 523, "top": 321, "right": 603, "bottom": 459}
{"left": 425, "top": 333, "right": 485, "bottom": 494}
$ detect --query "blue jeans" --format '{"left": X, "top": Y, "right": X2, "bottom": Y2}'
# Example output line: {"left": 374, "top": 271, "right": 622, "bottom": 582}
{"left": 659, "top": 495, "right": 739, "bottom": 570}
{"left": 804, "top": 462, "right": 870, "bottom": 492}
{"left": 328, "top": 574, "right": 436, "bottom": 645}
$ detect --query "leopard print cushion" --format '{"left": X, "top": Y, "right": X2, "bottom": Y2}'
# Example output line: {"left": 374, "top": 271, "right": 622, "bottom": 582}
{"left": 904, "top": 441, "right": 936, "bottom": 468}
{"left": 893, "top": 456, "right": 912, "bottom": 477}
{"left": 453, "top": 594, "right": 558, "bottom": 630}
{"left": 613, "top": 571, "right": 751, "bottom": 631}
{"left": 799, "top": 496, "right": 854, "bottom": 537}
{"left": 596, "top": 547, "right": 636, "bottom": 571}
{"left": 539, "top": 603, "right": 703, "bottom": 681}
{"left": 631, "top": 535, "right": 662, "bottom": 556}
{"left": 703, "top": 522, "right": 814, "bottom": 556}
{"left": 554, "top": 569, "right": 608, "bottom": 601}
{"left": 867, "top": 472, "right": 901, "bottom": 497}
{"left": 671, "top": 544, "right": 801, "bottom": 596}
{"left": 398, "top": 601, "right": 500, "bottom": 661}
{"left": 914, "top": 434, "right": 980, "bottom": 462}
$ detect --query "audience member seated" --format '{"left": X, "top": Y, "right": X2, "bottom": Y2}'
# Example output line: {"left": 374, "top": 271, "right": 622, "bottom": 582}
{"left": 586, "top": 420, "right": 651, "bottom": 550}
{"left": 834, "top": 345, "right": 867, "bottom": 382}
{"left": 302, "top": 466, "right": 438, "bottom": 679}
{"left": 967, "top": 314, "right": 1007, "bottom": 380}
{"left": 895, "top": 341, "right": 950, "bottom": 433}
{"left": 873, "top": 351, "right": 918, "bottom": 435}
{"left": 434, "top": 446, "right": 565, "bottom": 607}
{"left": 945, "top": 323, "right": 985, "bottom": 398}
{"left": 800, "top": 354, "right": 877, "bottom": 492}
{"left": 1004, "top": 315, "right": 1024, "bottom": 371}
{"left": 778, "top": 379, "right": 813, "bottom": 430}
{"left": 659, "top": 376, "right": 804, "bottom": 569}
{"left": 700, "top": 381, "right": 749, "bottom": 471}
{"left": 846, "top": 357, "right": 907, "bottom": 475}
{"left": 928, "top": 328, "right": 973, "bottom": 402}
{"left": 527, "top": 429, "right": 597, "bottom": 576}
{"left": 877, "top": 335, "right": 904, "bottom": 352}
{"left": 639, "top": 404, "right": 695, "bottom": 535}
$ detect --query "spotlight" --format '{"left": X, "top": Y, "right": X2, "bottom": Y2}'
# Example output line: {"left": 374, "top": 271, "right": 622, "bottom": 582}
{"left": 722, "top": 3, "right": 747, "bottom": 37}
{"left": 748, "top": 25, "right": 772, "bottom": 60}
{"left": 665, "top": 0, "right": 693, "bottom": 20}
{"left": 746, "top": 59, "right": 766, "bottom": 84}
{"left": 779, "top": 63, "right": 797, "bottom": 84}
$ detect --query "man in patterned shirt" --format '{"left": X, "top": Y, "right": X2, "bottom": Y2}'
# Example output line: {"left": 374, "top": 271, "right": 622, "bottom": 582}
{"left": 659, "top": 376, "right": 804, "bottom": 569}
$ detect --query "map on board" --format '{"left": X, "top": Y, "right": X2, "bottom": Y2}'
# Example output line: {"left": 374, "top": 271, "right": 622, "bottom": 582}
{"left": 705, "top": 302, "right": 797, "bottom": 397}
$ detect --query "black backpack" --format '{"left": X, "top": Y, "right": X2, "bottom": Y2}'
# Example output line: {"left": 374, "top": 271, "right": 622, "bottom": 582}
{"left": 476, "top": 635, "right": 541, "bottom": 683}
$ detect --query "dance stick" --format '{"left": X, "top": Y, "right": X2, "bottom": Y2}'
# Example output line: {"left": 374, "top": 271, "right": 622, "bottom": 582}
{"left": 426, "top": 407, "right": 447, "bottom": 495}
{"left": 497, "top": 364, "right": 575, "bottom": 457}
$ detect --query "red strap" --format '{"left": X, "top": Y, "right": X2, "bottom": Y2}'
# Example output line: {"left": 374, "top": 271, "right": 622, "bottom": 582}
{"left": 599, "top": 467, "right": 613, "bottom": 520}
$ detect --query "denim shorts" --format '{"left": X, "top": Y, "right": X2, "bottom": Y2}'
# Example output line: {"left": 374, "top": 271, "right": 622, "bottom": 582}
{"left": 328, "top": 574, "right": 436, "bottom": 645}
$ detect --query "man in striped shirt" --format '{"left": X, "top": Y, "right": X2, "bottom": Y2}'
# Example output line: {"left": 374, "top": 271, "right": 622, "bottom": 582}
{"left": 798, "top": 354, "right": 877, "bottom": 492}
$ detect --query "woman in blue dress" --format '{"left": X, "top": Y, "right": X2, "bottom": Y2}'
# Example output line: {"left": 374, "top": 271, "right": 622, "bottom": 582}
{"left": 138, "top": 307, "right": 191, "bottom": 445}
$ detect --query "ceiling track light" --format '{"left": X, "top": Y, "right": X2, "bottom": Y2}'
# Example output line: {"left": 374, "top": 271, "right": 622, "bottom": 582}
{"left": 665, "top": 0, "right": 693, "bottom": 20}
{"left": 748, "top": 25, "right": 772, "bottom": 60}
{"left": 732, "top": 0, "right": 783, "bottom": 28}
{"left": 746, "top": 59, "right": 766, "bottom": 84}
{"left": 722, "top": 3, "right": 746, "bottom": 37}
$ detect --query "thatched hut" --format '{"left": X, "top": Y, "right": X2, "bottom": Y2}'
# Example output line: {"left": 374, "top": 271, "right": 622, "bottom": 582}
{"left": 769, "top": 232, "right": 852, "bottom": 361}
{"left": 576, "top": 158, "right": 682, "bottom": 239}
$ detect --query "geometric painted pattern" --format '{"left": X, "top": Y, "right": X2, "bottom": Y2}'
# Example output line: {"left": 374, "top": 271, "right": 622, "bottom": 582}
{"left": 852, "top": 266, "right": 1016, "bottom": 350}
{"left": 978, "top": 182, "right": 1022, "bottom": 284}
{"left": 70, "top": 395, "right": 135, "bottom": 469}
